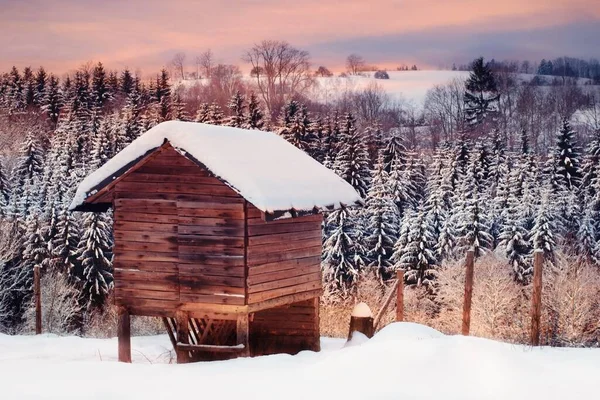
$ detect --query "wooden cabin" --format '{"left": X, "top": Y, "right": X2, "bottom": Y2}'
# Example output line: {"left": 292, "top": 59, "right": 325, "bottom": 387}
{"left": 70, "top": 121, "right": 361, "bottom": 363}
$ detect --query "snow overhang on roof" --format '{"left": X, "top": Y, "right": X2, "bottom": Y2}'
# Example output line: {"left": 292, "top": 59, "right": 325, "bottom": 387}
{"left": 69, "top": 121, "right": 362, "bottom": 217}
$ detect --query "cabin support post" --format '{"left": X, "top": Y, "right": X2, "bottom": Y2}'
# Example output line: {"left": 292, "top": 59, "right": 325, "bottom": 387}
{"left": 34, "top": 265, "right": 42, "bottom": 335}
{"left": 396, "top": 270, "right": 404, "bottom": 322}
{"left": 117, "top": 306, "right": 131, "bottom": 363}
{"left": 348, "top": 303, "right": 374, "bottom": 341}
{"left": 462, "top": 249, "right": 475, "bottom": 336}
{"left": 236, "top": 314, "right": 250, "bottom": 357}
{"left": 175, "top": 311, "right": 191, "bottom": 364}
{"left": 531, "top": 251, "right": 543, "bottom": 346}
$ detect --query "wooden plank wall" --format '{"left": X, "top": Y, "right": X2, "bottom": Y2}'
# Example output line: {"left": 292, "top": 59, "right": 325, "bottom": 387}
{"left": 246, "top": 204, "right": 323, "bottom": 305}
{"left": 113, "top": 148, "right": 246, "bottom": 314}
{"left": 250, "top": 299, "right": 320, "bottom": 356}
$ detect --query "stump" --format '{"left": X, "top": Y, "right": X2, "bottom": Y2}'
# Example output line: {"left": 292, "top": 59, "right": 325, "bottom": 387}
{"left": 347, "top": 302, "right": 374, "bottom": 341}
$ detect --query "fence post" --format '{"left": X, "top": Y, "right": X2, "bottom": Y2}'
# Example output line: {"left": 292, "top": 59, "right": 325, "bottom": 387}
{"left": 531, "top": 250, "right": 544, "bottom": 346}
{"left": 348, "top": 302, "right": 374, "bottom": 342}
{"left": 34, "top": 265, "right": 41, "bottom": 335}
{"left": 462, "top": 249, "right": 475, "bottom": 336}
{"left": 175, "top": 311, "right": 191, "bottom": 363}
{"left": 396, "top": 270, "right": 404, "bottom": 322}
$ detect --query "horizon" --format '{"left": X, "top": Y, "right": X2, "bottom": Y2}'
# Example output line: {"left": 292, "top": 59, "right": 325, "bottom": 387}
{"left": 1, "top": 0, "right": 599, "bottom": 75}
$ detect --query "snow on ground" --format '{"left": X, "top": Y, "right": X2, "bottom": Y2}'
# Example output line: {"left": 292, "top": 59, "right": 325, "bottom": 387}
{"left": 1, "top": 322, "right": 599, "bottom": 400}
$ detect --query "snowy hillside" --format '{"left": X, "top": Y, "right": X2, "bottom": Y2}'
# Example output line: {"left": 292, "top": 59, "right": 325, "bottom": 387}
{"left": 1, "top": 323, "right": 599, "bottom": 399}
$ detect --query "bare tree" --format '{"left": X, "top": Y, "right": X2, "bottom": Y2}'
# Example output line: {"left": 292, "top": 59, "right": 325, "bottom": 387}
{"left": 171, "top": 52, "right": 186, "bottom": 81}
{"left": 315, "top": 66, "right": 333, "bottom": 77}
{"left": 346, "top": 54, "right": 366, "bottom": 75}
{"left": 243, "top": 40, "right": 313, "bottom": 116}
{"left": 198, "top": 49, "right": 213, "bottom": 79}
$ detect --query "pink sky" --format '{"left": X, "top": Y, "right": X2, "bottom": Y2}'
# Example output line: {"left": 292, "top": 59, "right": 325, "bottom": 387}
{"left": 1, "top": 0, "right": 598, "bottom": 74}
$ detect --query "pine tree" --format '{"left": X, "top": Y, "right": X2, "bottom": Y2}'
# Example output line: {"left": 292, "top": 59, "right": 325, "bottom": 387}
{"left": 244, "top": 92, "right": 264, "bottom": 130}
{"left": 7, "top": 66, "right": 25, "bottom": 112}
{"left": 52, "top": 210, "right": 80, "bottom": 275}
{"left": 0, "top": 159, "right": 10, "bottom": 217}
{"left": 453, "top": 155, "right": 493, "bottom": 256}
{"left": 393, "top": 207, "right": 438, "bottom": 289}
{"left": 195, "top": 102, "right": 210, "bottom": 123}
{"left": 226, "top": 91, "right": 246, "bottom": 128}
{"left": 531, "top": 191, "right": 559, "bottom": 268}
{"left": 380, "top": 133, "right": 408, "bottom": 173}
{"left": 206, "top": 103, "right": 224, "bottom": 125}
{"left": 551, "top": 118, "right": 581, "bottom": 191}
{"left": 365, "top": 161, "right": 400, "bottom": 279}
{"left": 170, "top": 91, "right": 188, "bottom": 121}
{"left": 499, "top": 192, "right": 532, "bottom": 283}
{"left": 333, "top": 114, "right": 370, "bottom": 198}
{"left": 120, "top": 69, "right": 134, "bottom": 95}
{"left": 76, "top": 212, "right": 113, "bottom": 308}
{"left": 122, "top": 85, "right": 143, "bottom": 144}
{"left": 91, "top": 62, "right": 109, "bottom": 108}
{"left": 33, "top": 67, "right": 47, "bottom": 107}
{"left": 322, "top": 206, "right": 363, "bottom": 295}
{"left": 22, "top": 67, "right": 35, "bottom": 107}
{"left": 21, "top": 209, "right": 48, "bottom": 274}
{"left": 42, "top": 74, "right": 62, "bottom": 125}
{"left": 576, "top": 208, "right": 596, "bottom": 265}
{"left": 464, "top": 57, "right": 499, "bottom": 127}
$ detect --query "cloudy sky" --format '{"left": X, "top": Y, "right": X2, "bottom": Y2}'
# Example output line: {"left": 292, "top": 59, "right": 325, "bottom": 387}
{"left": 1, "top": 0, "right": 599, "bottom": 74}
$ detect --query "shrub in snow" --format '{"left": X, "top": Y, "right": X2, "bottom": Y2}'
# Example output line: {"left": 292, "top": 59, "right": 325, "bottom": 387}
{"left": 374, "top": 70, "right": 389, "bottom": 79}
{"left": 22, "top": 269, "right": 81, "bottom": 334}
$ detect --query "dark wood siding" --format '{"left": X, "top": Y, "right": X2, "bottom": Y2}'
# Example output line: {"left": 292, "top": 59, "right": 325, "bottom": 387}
{"left": 246, "top": 204, "right": 323, "bottom": 305}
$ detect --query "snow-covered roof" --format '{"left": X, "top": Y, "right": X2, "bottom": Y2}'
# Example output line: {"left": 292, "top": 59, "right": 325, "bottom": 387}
{"left": 69, "top": 121, "right": 362, "bottom": 216}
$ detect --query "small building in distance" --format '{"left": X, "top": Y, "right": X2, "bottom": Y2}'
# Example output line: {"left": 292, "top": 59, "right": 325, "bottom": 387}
{"left": 70, "top": 121, "right": 361, "bottom": 363}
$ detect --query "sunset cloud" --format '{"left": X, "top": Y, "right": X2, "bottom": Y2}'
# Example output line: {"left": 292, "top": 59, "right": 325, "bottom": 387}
{"left": 0, "top": 0, "right": 598, "bottom": 73}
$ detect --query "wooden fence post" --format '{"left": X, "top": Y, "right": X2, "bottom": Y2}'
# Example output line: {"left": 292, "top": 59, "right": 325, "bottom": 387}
{"left": 462, "top": 249, "right": 475, "bottom": 336}
{"left": 175, "top": 311, "right": 191, "bottom": 363}
{"left": 117, "top": 306, "right": 131, "bottom": 363}
{"left": 531, "top": 250, "right": 543, "bottom": 346}
{"left": 396, "top": 270, "right": 404, "bottom": 322}
{"left": 348, "top": 302, "right": 374, "bottom": 341}
{"left": 34, "top": 265, "right": 41, "bottom": 335}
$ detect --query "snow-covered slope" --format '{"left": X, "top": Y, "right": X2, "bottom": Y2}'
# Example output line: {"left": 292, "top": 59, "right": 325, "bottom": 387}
{"left": 1, "top": 323, "right": 599, "bottom": 399}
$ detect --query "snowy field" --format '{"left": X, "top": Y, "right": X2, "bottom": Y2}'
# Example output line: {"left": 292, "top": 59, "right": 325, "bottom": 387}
{"left": 1, "top": 322, "right": 599, "bottom": 400}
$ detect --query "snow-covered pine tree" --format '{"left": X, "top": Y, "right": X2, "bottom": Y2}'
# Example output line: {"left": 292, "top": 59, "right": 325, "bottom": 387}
{"left": 21, "top": 208, "right": 48, "bottom": 274}
{"left": 531, "top": 190, "right": 559, "bottom": 268}
{"left": 380, "top": 133, "right": 408, "bottom": 173}
{"left": 51, "top": 209, "right": 80, "bottom": 275}
{"left": 464, "top": 57, "right": 500, "bottom": 127}
{"left": 453, "top": 153, "right": 493, "bottom": 257}
{"left": 195, "top": 102, "right": 210, "bottom": 123}
{"left": 226, "top": 91, "right": 246, "bottom": 128}
{"left": 122, "top": 86, "right": 143, "bottom": 144}
{"left": 387, "top": 157, "right": 416, "bottom": 218}
{"left": 322, "top": 206, "right": 363, "bottom": 295}
{"left": 365, "top": 160, "right": 400, "bottom": 279}
{"left": 279, "top": 104, "right": 315, "bottom": 153}
{"left": 33, "top": 67, "right": 47, "bottom": 107}
{"left": 576, "top": 208, "right": 596, "bottom": 265}
{"left": 436, "top": 215, "right": 456, "bottom": 262}
{"left": 206, "top": 103, "right": 224, "bottom": 125}
{"left": 42, "top": 74, "right": 62, "bottom": 126}
{"left": 393, "top": 206, "right": 438, "bottom": 290}
{"left": 76, "top": 211, "right": 113, "bottom": 308}
{"left": 170, "top": 91, "right": 188, "bottom": 121}
{"left": 0, "top": 158, "right": 10, "bottom": 217}
{"left": 244, "top": 92, "right": 264, "bottom": 130}
{"left": 499, "top": 189, "right": 532, "bottom": 283}
{"left": 91, "top": 62, "right": 110, "bottom": 109}
{"left": 551, "top": 118, "right": 582, "bottom": 192}
{"left": 332, "top": 113, "right": 371, "bottom": 198}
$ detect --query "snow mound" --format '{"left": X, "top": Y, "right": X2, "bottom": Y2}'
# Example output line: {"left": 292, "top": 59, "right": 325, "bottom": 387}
{"left": 351, "top": 302, "right": 373, "bottom": 318}
{"left": 343, "top": 331, "right": 369, "bottom": 348}
{"left": 70, "top": 121, "right": 362, "bottom": 214}
{"left": 370, "top": 322, "right": 444, "bottom": 343}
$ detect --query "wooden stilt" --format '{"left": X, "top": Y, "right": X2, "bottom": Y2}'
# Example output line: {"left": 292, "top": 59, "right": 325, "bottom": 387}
{"left": 34, "top": 266, "right": 41, "bottom": 335}
{"left": 236, "top": 314, "right": 250, "bottom": 357}
{"left": 462, "top": 249, "right": 475, "bottom": 336}
{"left": 531, "top": 250, "right": 543, "bottom": 346}
{"left": 175, "top": 311, "right": 191, "bottom": 363}
{"left": 117, "top": 306, "right": 131, "bottom": 363}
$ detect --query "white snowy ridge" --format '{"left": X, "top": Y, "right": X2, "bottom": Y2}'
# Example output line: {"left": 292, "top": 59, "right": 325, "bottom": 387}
{"left": 69, "top": 121, "right": 362, "bottom": 213}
